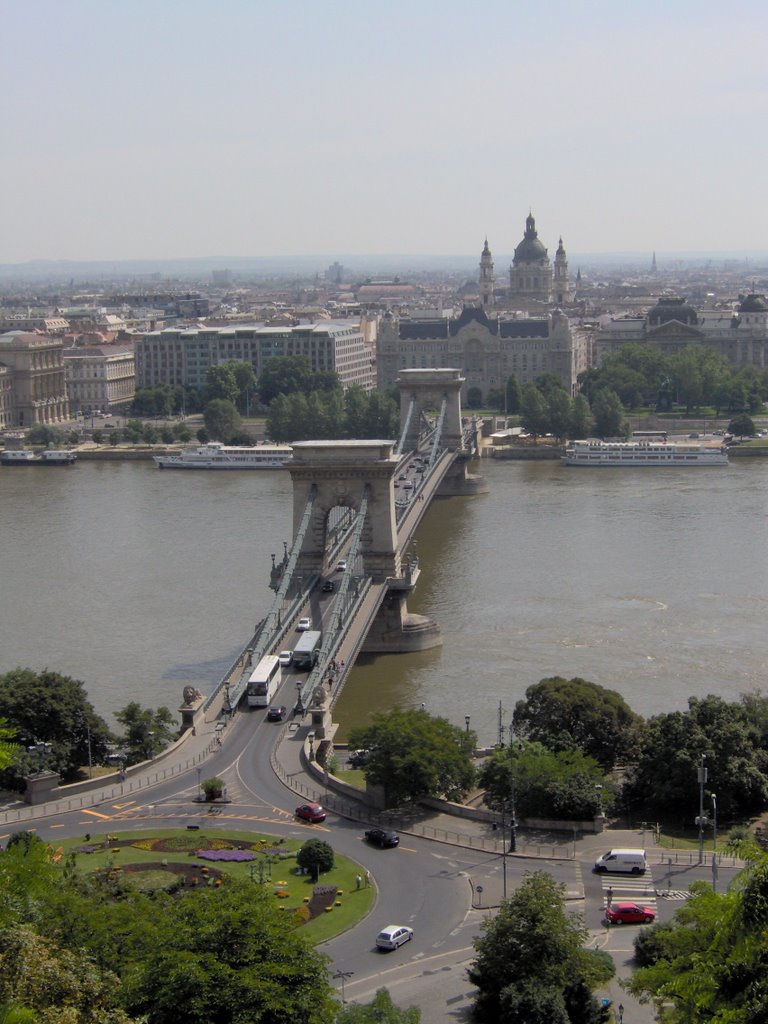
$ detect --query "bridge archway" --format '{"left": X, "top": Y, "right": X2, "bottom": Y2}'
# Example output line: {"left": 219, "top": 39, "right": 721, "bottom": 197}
{"left": 289, "top": 440, "right": 401, "bottom": 583}
{"left": 396, "top": 368, "right": 465, "bottom": 452}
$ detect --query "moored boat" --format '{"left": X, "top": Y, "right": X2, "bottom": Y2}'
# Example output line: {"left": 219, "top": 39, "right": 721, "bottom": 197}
{"left": 1, "top": 448, "right": 77, "bottom": 465}
{"left": 153, "top": 441, "right": 293, "bottom": 470}
{"left": 563, "top": 439, "right": 729, "bottom": 467}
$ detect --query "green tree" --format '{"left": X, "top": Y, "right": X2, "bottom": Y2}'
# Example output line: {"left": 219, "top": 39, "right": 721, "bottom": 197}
{"left": 0, "top": 670, "right": 111, "bottom": 787}
{"left": 348, "top": 709, "right": 475, "bottom": 808}
{"left": 27, "top": 425, "right": 64, "bottom": 447}
{"left": 624, "top": 694, "right": 768, "bottom": 819}
{"left": 296, "top": 839, "right": 334, "bottom": 881}
{"left": 224, "top": 360, "right": 257, "bottom": 414}
{"left": 0, "top": 719, "right": 19, "bottom": 773}
{"left": 505, "top": 374, "right": 522, "bottom": 415}
{"left": 466, "top": 386, "right": 483, "bottom": 409}
{"left": 344, "top": 386, "right": 369, "bottom": 437}
{"left": 513, "top": 677, "right": 644, "bottom": 769}
{"left": 729, "top": 412, "right": 756, "bottom": 437}
{"left": 569, "top": 393, "right": 592, "bottom": 439}
{"left": 469, "top": 871, "right": 612, "bottom": 1024}
{"left": 336, "top": 989, "right": 419, "bottom": 1023}
{"left": 202, "top": 399, "right": 241, "bottom": 442}
{"left": 204, "top": 364, "right": 239, "bottom": 406}
{"left": 479, "top": 743, "right": 607, "bottom": 822}
{"left": 258, "top": 356, "right": 312, "bottom": 405}
{"left": 547, "top": 389, "right": 573, "bottom": 441}
{"left": 114, "top": 703, "right": 176, "bottom": 766}
{"left": 141, "top": 424, "right": 158, "bottom": 445}
{"left": 122, "top": 881, "right": 336, "bottom": 1024}
{"left": 520, "top": 383, "right": 549, "bottom": 438}
{"left": 591, "top": 388, "right": 626, "bottom": 438}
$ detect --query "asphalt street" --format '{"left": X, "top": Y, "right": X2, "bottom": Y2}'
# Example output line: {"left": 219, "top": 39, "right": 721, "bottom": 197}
{"left": 1, "top": 696, "right": 744, "bottom": 1024}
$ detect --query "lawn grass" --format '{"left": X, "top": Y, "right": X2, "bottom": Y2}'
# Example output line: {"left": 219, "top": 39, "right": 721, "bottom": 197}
{"left": 58, "top": 829, "right": 375, "bottom": 941}
{"left": 334, "top": 769, "right": 366, "bottom": 790}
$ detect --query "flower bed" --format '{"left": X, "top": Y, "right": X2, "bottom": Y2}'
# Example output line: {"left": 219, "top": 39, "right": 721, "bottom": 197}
{"left": 197, "top": 849, "right": 256, "bottom": 862}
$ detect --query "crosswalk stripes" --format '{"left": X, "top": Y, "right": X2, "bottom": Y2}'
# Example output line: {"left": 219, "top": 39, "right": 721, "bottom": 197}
{"left": 601, "top": 875, "right": 658, "bottom": 914}
{"left": 657, "top": 890, "right": 692, "bottom": 900}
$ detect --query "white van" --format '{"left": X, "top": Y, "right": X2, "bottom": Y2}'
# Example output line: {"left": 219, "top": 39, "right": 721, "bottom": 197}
{"left": 593, "top": 848, "right": 647, "bottom": 875}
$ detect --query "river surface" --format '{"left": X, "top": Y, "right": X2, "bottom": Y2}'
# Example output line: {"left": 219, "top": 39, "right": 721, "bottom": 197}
{"left": 1, "top": 457, "right": 766, "bottom": 744}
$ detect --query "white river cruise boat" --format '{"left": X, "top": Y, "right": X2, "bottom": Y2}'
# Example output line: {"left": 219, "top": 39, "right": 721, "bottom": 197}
{"left": 154, "top": 441, "right": 293, "bottom": 470}
{"left": 563, "top": 439, "right": 729, "bottom": 467}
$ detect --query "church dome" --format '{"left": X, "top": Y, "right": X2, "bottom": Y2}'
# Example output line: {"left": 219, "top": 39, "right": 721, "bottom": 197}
{"left": 738, "top": 294, "right": 767, "bottom": 313}
{"left": 648, "top": 297, "right": 698, "bottom": 326}
{"left": 513, "top": 213, "right": 548, "bottom": 263}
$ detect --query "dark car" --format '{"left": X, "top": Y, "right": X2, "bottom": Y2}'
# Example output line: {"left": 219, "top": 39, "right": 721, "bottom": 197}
{"left": 605, "top": 901, "right": 656, "bottom": 925}
{"left": 364, "top": 827, "right": 399, "bottom": 848}
{"left": 348, "top": 748, "right": 370, "bottom": 768}
{"left": 266, "top": 705, "right": 286, "bottom": 722}
{"left": 295, "top": 802, "right": 327, "bottom": 823}
{"left": 322, "top": 580, "right": 335, "bottom": 592}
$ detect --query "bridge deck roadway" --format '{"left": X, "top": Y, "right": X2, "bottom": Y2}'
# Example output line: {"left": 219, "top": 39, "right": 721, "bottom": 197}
{"left": 395, "top": 448, "right": 453, "bottom": 550}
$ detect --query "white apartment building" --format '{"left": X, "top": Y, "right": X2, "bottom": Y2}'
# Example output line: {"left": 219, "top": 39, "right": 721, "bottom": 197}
{"left": 63, "top": 345, "right": 135, "bottom": 413}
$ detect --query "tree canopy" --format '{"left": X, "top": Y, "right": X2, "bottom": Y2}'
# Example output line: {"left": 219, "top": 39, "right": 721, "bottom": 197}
{"left": 479, "top": 742, "right": 607, "bottom": 822}
{"left": 468, "top": 871, "right": 613, "bottom": 1024}
{"left": 202, "top": 399, "right": 242, "bottom": 442}
{"left": 513, "top": 677, "right": 645, "bottom": 769}
{"left": 0, "top": 837, "right": 336, "bottom": 1024}
{"left": 114, "top": 703, "right": 176, "bottom": 766}
{"left": 336, "top": 989, "right": 419, "bottom": 1023}
{"left": 0, "top": 670, "right": 111, "bottom": 788}
{"left": 267, "top": 386, "right": 398, "bottom": 442}
{"left": 348, "top": 709, "right": 475, "bottom": 808}
{"left": 624, "top": 694, "right": 768, "bottom": 820}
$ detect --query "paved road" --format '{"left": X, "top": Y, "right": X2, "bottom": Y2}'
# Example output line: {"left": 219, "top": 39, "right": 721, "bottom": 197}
{"left": 1, "top": 703, "right": 743, "bottom": 1024}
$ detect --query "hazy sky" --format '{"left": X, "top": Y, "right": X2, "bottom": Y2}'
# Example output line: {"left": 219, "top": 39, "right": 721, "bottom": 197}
{"left": 2, "top": 0, "right": 767, "bottom": 263}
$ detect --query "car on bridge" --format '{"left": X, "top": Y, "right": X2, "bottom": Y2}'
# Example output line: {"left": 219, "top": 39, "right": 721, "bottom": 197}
{"left": 322, "top": 580, "right": 335, "bottom": 592}
{"left": 278, "top": 650, "right": 293, "bottom": 666}
{"left": 296, "top": 617, "right": 312, "bottom": 631}
{"left": 336, "top": 559, "right": 347, "bottom": 572}
{"left": 266, "top": 705, "right": 286, "bottom": 722}
{"left": 296, "top": 802, "right": 326, "bottom": 823}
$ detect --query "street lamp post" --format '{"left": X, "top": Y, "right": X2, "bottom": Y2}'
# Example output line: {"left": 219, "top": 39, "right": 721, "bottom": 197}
{"left": 146, "top": 731, "right": 155, "bottom": 761}
{"left": 464, "top": 715, "right": 471, "bottom": 733}
{"left": 333, "top": 970, "right": 354, "bottom": 1006}
{"left": 711, "top": 792, "right": 718, "bottom": 892}
{"left": 295, "top": 681, "right": 303, "bottom": 717}
{"left": 197, "top": 767, "right": 202, "bottom": 801}
{"left": 697, "top": 754, "right": 708, "bottom": 864}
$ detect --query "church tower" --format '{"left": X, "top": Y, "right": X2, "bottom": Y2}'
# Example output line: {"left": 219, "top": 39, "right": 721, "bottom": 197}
{"left": 479, "top": 238, "right": 494, "bottom": 309}
{"left": 508, "top": 212, "right": 552, "bottom": 308}
{"left": 553, "top": 237, "right": 569, "bottom": 305}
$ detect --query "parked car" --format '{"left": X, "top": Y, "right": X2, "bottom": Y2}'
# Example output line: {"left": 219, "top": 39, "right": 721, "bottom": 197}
{"left": 322, "top": 580, "right": 335, "bottom": 592}
{"left": 348, "top": 749, "right": 370, "bottom": 768}
{"left": 376, "top": 925, "right": 413, "bottom": 950}
{"left": 266, "top": 706, "right": 286, "bottom": 722}
{"left": 364, "top": 827, "right": 399, "bottom": 848}
{"left": 278, "top": 650, "right": 293, "bottom": 667}
{"left": 295, "top": 802, "right": 326, "bottom": 823}
{"left": 605, "top": 901, "right": 656, "bottom": 925}
{"left": 297, "top": 617, "right": 311, "bottom": 631}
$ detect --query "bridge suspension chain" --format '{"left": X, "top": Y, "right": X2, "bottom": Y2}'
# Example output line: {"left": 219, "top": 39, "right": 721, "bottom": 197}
{"left": 227, "top": 486, "right": 317, "bottom": 708}
{"left": 298, "top": 485, "right": 371, "bottom": 707}
{"left": 427, "top": 396, "right": 448, "bottom": 466}
{"left": 395, "top": 397, "right": 415, "bottom": 454}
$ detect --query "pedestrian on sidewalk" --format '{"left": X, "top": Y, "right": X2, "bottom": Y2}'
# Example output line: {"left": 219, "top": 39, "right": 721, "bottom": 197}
{"left": 355, "top": 874, "right": 362, "bottom": 890}
{"left": 606, "top": 886, "right": 613, "bottom": 907}
{"left": 364, "top": 869, "right": 370, "bottom": 887}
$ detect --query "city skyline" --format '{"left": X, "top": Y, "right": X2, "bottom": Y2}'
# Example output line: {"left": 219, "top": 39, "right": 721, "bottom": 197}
{"left": 3, "top": 0, "right": 767, "bottom": 264}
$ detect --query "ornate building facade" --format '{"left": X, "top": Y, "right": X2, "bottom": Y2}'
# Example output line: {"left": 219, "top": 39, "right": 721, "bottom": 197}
{"left": 0, "top": 331, "right": 69, "bottom": 427}
{"left": 595, "top": 294, "right": 768, "bottom": 370}
{"left": 376, "top": 305, "right": 590, "bottom": 399}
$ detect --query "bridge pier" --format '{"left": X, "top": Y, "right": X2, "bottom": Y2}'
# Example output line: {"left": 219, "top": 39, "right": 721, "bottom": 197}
{"left": 437, "top": 454, "right": 489, "bottom": 496}
{"left": 362, "top": 590, "right": 442, "bottom": 653}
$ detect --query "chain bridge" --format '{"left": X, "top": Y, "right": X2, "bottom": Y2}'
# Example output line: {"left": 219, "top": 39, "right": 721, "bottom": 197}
{"left": 193, "top": 369, "right": 488, "bottom": 738}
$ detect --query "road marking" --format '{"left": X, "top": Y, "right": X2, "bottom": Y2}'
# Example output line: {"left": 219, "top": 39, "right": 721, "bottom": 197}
{"left": 82, "top": 808, "right": 112, "bottom": 820}
{"left": 111, "top": 801, "right": 136, "bottom": 809}
{"left": 49, "top": 823, "right": 65, "bottom": 828}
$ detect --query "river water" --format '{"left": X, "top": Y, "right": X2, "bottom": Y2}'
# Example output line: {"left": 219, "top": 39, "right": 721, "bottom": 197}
{"left": 1, "top": 457, "right": 766, "bottom": 744}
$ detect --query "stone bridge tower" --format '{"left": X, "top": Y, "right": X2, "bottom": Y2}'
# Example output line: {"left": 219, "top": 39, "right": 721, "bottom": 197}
{"left": 288, "top": 440, "right": 401, "bottom": 583}
{"left": 396, "top": 368, "right": 465, "bottom": 452}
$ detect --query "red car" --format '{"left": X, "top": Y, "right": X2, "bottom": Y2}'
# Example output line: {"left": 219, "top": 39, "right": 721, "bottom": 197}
{"left": 605, "top": 901, "right": 656, "bottom": 925}
{"left": 295, "top": 802, "right": 326, "bottom": 823}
